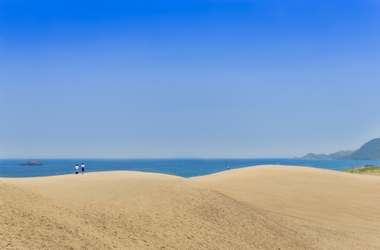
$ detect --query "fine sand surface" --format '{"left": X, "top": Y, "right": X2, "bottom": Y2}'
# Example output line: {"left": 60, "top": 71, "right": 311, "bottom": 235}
{"left": 1, "top": 165, "right": 380, "bottom": 249}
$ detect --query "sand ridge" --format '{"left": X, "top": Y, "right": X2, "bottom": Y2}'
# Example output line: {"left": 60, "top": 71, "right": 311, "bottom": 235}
{"left": 192, "top": 165, "right": 380, "bottom": 249}
{"left": 1, "top": 165, "right": 380, "bottom": 249}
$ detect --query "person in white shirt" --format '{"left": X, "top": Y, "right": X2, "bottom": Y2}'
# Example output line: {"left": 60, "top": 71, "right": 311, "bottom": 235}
{"left": 75, "top": 164, "right": 79, "bottom": 174}
{"left": 81, "top": 163, "right": 85, "bottom": 174}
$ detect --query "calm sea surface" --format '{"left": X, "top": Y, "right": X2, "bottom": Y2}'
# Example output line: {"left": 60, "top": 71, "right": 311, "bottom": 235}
{"left": 1, "top": 159, "right": 380, "bottom": 178}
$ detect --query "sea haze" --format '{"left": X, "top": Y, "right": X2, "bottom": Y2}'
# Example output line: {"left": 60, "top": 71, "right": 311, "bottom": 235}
{"left": 1, "top": 159, "right": 380, "bottom": 178}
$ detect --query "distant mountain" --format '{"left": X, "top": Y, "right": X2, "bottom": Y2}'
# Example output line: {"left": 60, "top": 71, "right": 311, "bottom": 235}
{"left": 349, "top": 138, "right": 380, "bottom": 160}
{"left": 302, "top": 150, "right": 354, "bottom": 160}
{"left": 301, "top": 138, "right": 380, "bottom": 160}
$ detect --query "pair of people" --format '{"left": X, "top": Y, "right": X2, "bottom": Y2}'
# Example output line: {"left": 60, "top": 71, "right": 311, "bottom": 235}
{"left": 75, "top": 163, "right": 85, "bottom": 174}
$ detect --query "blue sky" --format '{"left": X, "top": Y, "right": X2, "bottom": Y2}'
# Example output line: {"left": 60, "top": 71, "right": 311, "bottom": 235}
{"left": 1, "top": 0, "right": 380, "bottom": 158}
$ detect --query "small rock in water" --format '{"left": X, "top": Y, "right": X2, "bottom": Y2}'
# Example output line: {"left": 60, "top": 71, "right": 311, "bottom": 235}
{"left": 21, "top": 161, "right": 43, "bottom": 165}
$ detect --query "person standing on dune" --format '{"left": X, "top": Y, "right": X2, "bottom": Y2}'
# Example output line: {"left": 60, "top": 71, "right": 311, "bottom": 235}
{"left": 75, "top": 164, "right": 79, "bottom": 174}
{"left": 81, "top": 163, "right": 85, "bottom": 174}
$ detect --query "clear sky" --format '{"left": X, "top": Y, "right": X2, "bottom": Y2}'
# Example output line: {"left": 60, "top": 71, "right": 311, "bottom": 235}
{"left": 1, "top": 0, "right": 380, "bottom": 158}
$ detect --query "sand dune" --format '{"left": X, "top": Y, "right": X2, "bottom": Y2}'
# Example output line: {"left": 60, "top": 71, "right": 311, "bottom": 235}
{"left": 1, "top": 165, "right": 380, "bottom": 249}
{"left": 192, "top": 165, "right": 380, "bottom": 249}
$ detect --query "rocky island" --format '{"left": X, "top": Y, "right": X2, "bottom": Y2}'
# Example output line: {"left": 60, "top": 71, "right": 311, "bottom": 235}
{"left": 21, "top": 161, "right": 43, "bottom": 165}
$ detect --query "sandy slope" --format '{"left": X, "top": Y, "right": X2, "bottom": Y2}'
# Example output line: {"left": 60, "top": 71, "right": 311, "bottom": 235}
{"left": 192, "top": 165, "right": 380, "bottom": 249}
{"left": 1, "top": 165, "right": 379, "bottom": 249}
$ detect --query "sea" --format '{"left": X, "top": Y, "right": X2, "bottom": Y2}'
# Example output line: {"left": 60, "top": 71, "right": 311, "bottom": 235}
{"left": 1, "top": 158, "right": 380, "bottom": 178}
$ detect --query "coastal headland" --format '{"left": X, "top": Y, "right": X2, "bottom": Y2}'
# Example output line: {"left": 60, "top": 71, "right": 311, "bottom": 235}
{"left": 1, "top": 165, "right": 379, "bottom": 249}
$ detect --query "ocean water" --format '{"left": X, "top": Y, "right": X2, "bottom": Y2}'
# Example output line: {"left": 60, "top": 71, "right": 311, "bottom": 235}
{"left": 1, "top": 158, "right": 380, "bottom": 178}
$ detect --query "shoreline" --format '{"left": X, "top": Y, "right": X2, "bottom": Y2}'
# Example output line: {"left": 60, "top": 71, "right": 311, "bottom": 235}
{"left": 1, "top": 163, "right": 380, "bottom": 179}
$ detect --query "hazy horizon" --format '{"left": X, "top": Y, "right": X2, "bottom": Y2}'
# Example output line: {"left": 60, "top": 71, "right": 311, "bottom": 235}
{"left": 1, "top": 0, "right": 380, "bottom": 158}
